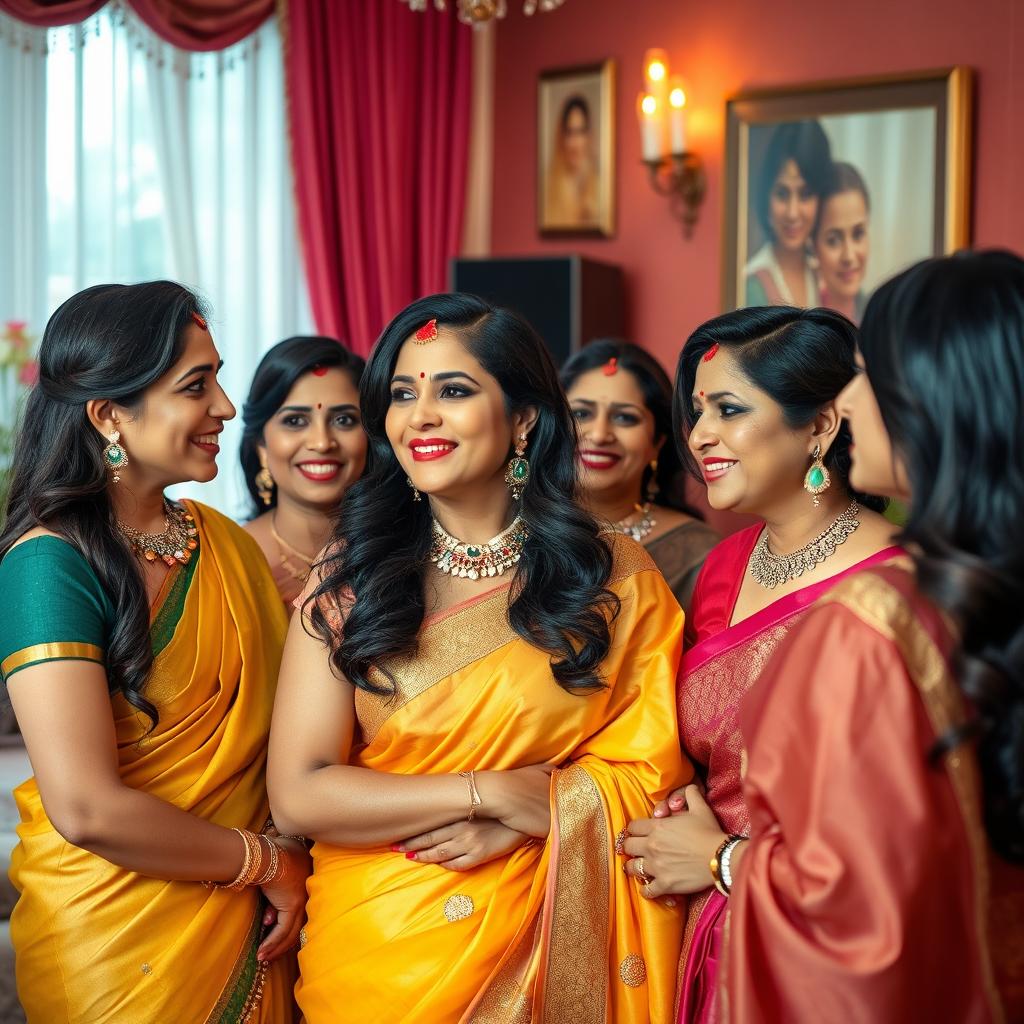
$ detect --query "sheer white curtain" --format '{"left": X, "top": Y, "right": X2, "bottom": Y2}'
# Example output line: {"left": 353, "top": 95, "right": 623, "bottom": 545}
{"left": 1, "top": 4, "right": 313, "bottom": 518}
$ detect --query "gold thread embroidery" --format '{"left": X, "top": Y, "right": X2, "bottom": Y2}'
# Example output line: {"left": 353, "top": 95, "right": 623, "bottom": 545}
{"left": 140, "top": 962, "right": 152, "bottom": 975}
{"left": 541, "top": 764, "right": 609, "bottom": 1022}
{"left": 299, "top": 927, "right": 308, "bottom": 948}
{"left": 619, "top": 953, "right": 647, "bottom": 988}
{"left": 466, "top": 908, "right": 542, "bottom": 1023}
{"left": 1, "top": 641, "right": 104, "bottom": 678}
{"left": 820, "top": 571, "right": 1004, "bottom": 1022}
{"left": 444, "top": 893, "right": 475, "bottom": 922}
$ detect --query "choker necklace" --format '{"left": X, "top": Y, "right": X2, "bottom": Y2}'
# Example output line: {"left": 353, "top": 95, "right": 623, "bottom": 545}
{"left": 117, "top": 498, "right": 198, "bottom": 567}
{"left": 430, "top": 516, "right": 527, "bottom": 580}
{"left": 611, "top": 502, "right": 657, "bottom": 542}
{"left": 270, "top": 513, "right": 316, "bottom": 583}
{"left": 749, "top": 501, "right": 860, "bottom": 589}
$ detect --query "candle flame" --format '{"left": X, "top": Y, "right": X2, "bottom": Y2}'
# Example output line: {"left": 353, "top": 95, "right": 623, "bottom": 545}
{"left": 641, "top": 94, "right": 658, "bottom": 116}
{"left": 646, "top": 60, "right": 666, "bottom": 83}
{"left": 669, "top": 86, "right": 686, "bottom": 109}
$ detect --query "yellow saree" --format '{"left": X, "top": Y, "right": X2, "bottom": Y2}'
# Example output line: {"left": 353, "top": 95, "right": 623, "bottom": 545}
{"left": 298, "top": 536, "right": 690, "bottom": 1023}
{"left": 8, "top": 502, "right": 296, "bottom": 1023}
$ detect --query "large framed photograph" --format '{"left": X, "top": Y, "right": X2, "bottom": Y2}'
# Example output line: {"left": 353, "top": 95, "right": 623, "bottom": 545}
{"left": 723, "top": 68, "right": 972, "bottom": 321}
{"left": 537, "top": 60, "right": 616, "bottom": 237}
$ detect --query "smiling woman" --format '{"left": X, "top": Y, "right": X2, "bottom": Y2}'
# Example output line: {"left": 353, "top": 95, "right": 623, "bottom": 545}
{"left": 240, "top": 336, "right": 367, "bottom": 610}
{"left": 0, "top": 281, "right": 307, "bottom": 1022}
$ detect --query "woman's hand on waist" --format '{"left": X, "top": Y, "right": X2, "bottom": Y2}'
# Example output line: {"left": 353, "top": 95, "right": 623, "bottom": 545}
{"left": 395, "top": 819, "right": 532, "bottom": 871}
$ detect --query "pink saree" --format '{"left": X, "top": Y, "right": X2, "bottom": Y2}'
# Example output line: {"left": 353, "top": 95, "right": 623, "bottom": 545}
{"left": 675, "top": 525, "right": 902, "bottom": 1023}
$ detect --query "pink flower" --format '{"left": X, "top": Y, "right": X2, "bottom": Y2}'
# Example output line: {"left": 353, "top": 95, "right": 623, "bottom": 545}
{"left": 18, "top": 360, "right": 38, "bottom": 387}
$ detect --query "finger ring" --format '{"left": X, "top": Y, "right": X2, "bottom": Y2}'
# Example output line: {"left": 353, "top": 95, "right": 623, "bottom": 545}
{"left": 635, "top": 857, "right": 652, "bottom": 886}
{"left": 642, "top": 882, "right": 654, "bottom": 900}
{"left": 614, "top": 827, "right": 629, "bottom": 856}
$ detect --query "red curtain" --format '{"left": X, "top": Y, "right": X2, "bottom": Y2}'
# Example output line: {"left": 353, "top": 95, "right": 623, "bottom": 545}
{"left": 282, "top": 0, "right": 472, "bottom": 356}
{"left": 0, "top": 0, "right": 273, "bottom": 50}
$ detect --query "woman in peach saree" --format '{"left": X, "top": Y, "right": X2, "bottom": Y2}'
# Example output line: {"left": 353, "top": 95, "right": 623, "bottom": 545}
{"left": 269, "top": 293, "right": 689, "bottom": 1022}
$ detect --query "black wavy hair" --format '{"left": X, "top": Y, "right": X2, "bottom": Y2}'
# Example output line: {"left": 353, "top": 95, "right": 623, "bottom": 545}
{"left": 560, "top": 338, "right": 703, "bottom": 518}
{"left": 0, "top": 281, "right": 206, "bottom": 727}
{"left": 673, "top": 305, "right": 886, "bottom": 513}
{"left": 239, "top": 336, "right": 365, "bottom": 518}
{"left": 859, "top": 249, "right": 1024, "bottom": 862}
{"left": 755, "top": 120, "right": 832, "bottom": 243}
{"left": 308, "top": 292, "right": 618, "bottom": 696}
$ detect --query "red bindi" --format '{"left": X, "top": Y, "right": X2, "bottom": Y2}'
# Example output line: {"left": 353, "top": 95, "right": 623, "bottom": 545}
{"left": 699, "top": 391, "right": 704, "bottom": 397}
{"left": 702, "top": 343, "right": 720, "bottom": 363}
{"left": 419, "top": 372, "right": 426, "bottom": 379}
{"left": 601, "top": 357, "right": 619, "bottom": 376}
{"left": 311, "top": 365, "right": 328, "bottom": 377}
{"left": 316, "top": 403, "right": 322, "bottom": 410}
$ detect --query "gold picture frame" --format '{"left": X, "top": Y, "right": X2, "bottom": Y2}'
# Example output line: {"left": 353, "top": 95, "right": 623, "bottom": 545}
{"left": 537, "top": 59, "right": 616, "bottom": 238}
{"left": 722, "top": 67, "right": 972, "bottom": 318}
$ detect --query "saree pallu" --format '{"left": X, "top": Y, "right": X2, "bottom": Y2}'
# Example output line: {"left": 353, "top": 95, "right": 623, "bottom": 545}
{"left": 9, "top": 502, "right": 296, "bottom": 1024}
{"left": 298, "top": 537, "right": 690, "bottom": 1023}
{"left": 724, "top": 564, "right": 1024, "bottom": 1023}
{"left": 676, "top": 534, "right": 902, "bottom": 1024}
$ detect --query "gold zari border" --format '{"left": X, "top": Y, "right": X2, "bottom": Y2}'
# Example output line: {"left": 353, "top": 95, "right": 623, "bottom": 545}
{"left": 1, "top": 641, "right": 104, "bottom": 679}
{"left": 820, "top": 572, "right": 1004, "bottom": 1023}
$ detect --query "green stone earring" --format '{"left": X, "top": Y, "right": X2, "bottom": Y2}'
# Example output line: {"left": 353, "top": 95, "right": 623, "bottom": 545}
{"left": 505, "top": 434, "right": 530, "bottom": 502}
{"left": 102, "top": 430, "right": 128, "bottom": 484}
{"left": 804, "top": 443, "right": 830, "bottom": 507}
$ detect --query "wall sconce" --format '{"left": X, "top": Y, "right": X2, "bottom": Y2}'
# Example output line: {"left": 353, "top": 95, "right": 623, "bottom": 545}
{"left": 637, "top": 49, "right": 706, "bottom": 238}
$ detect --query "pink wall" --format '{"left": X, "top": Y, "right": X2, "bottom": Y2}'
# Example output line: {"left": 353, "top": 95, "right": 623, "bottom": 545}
{"left": 490, "top": 0, "right": 1024, "bottom": 534}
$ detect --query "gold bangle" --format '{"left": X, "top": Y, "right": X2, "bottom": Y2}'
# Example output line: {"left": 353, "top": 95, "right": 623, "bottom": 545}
{"left": 254, "top": 835, "right": 281, "bottom": 887}
{"left": 458, "top": 770, "right": 483, "bottom": 822}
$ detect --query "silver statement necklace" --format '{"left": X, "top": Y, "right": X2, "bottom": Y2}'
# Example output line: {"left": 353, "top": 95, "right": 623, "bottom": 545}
{"left": 749, "top": 501, "right": 861, "bottom": 589}
{"left": 429, "top": 516, "right": 527, "bottom": 580}
{"left": 610, "top": 502, "right": 657, "bottom": 542}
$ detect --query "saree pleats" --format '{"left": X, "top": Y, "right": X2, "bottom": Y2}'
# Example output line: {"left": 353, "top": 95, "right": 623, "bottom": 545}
{"left": 297, "top": 537, "right": 690, "bottom": 1023}
{"left": 9, "top": 502, "right": 293, "bottom": 1024}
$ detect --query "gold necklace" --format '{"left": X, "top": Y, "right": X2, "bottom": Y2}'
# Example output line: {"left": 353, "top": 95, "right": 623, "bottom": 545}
{"left": 749, "top": 501, "right": 860, "bottom": 589}
{"left": 430, "top": 516, "right": 527, "bottom": 580}
{"left": 610, "top": 502, "right": 657, "bottom": 542}
{"left": 117, "top": 498, "right": 198, "bottom": 567}
{"left": 270, "top": 513, "right": 316, "bottom": 583}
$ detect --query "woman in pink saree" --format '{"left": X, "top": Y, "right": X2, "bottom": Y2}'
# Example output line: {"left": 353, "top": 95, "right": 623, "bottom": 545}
{"left": 619, "top": 306, "right": 899, "bottom": 1022}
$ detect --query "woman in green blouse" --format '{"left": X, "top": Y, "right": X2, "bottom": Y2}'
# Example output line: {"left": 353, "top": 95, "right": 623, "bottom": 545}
{"left": 0, "top": 282, "right": 307, "bottom": 1023}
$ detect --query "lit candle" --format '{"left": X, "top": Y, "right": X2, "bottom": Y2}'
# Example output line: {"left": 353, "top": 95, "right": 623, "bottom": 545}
{"left": 643, "top": 48, "right": 669, "bottom": 108}
{"left": 637, "top": 92, "right": 663, "bottom": 162}
{"left": 668, "top": 76, "right": 686, "bottom": 154}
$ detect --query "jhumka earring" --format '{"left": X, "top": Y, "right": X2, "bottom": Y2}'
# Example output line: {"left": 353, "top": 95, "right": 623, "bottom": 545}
{"left": 645, "top": 458, "right": 660, "bottom": 502}
{"left": 406, "top": 476, "right": 422, "bottom": 502}
{"left": 255, "top": 458, "right": 275, "bottom": 507}
{"left": 102, "top": 430, "right": 128, "bottom": 483}
{"left": 505, "top": 434, "right": 530, "bottom": 501}
{"left": 803, "top": 443, "right": 831, "bottom": 507}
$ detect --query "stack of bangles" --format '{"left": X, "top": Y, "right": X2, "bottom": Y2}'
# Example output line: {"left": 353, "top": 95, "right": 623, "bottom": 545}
{"left": 709, "top": 834, "right": 747, "bottom": 897}
{"left": 204, "top": 828, "right": 290, "bottom": 891}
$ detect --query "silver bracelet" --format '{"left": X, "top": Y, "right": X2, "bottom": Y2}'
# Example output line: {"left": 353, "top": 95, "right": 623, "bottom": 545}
{"left": 720, "top": 836, "right": 746, "bottom": 893}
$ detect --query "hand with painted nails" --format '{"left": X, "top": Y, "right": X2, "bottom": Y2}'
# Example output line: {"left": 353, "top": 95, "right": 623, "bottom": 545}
{"left": 256, "top": 836, "right": 311, "bottom": 962}
{"left": 651, "top": 784, "right": 690, "bottom": 819}
{"left": 395, "top": 819, "right": 532, "bottom": 872}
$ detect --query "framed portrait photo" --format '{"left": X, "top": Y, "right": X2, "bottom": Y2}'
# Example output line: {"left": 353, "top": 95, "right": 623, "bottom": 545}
{"left": 537, "top": 59, "right": 616, "bottom": 238}
{"left": 723, "top": 67, "right": 972, "bottom": 322}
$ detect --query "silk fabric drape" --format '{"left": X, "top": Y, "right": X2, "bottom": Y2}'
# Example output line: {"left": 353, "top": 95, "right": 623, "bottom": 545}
{"left": 9, "top": 503, "right": 295, "bottom": 1023}
{"left": 0, "top": 0, "right": 272, "bottom": 50}
{"left": 282, "top": 0, "right": 472, "bottom": 356}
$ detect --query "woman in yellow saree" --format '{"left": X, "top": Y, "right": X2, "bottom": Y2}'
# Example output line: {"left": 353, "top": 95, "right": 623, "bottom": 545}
{"left": 0, "top": 283, "right": 308, "bottom": 1023}
{"left": 269, "top": 294, "right": 690, "bottom": 1022}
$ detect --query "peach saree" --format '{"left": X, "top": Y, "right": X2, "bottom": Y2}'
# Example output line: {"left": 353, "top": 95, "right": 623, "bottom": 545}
{"left": 297, "top": 537, "right": 690, "bottom": 1023}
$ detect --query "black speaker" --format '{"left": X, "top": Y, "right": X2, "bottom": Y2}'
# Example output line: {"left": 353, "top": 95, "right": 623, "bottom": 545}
{"left": 449, "top": 255, "right": 625, "bottom": 366}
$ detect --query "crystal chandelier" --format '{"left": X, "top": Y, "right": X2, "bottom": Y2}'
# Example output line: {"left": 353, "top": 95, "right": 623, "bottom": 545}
{"left": 400, "top": 0, "right": 567, "bottom": 25}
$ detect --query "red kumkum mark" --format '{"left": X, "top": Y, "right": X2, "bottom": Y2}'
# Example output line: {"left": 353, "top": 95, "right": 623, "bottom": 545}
{"left": 311, "top": 365, "right": 329, "bottom": 377}
{"left": 699, "top": 391, "right": 704, "bottom": 397}
{"left": 191, "top": 312, "right": 208, "bottom": 331}
{"left": 414, "top": 318, "right": 438, "bottom": 343}
{"left": 702, "top": 343, "right": 720, "bottom": 363}
{"left": 602, "top": 357, "right": 618, "bottom": 376}
{"left": 316, "top": 403, "right": 322, "bottom": 410}
{"left": 419, "top": 372, "right": 426, "bottom": 379}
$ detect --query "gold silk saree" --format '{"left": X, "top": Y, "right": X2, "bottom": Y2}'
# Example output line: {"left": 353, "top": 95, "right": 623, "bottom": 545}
{"left": 9, "top": 502, "right": 297, "bottom": 1023}
{"left": 297, "top": 536, "right": 690, "bottom": 1023}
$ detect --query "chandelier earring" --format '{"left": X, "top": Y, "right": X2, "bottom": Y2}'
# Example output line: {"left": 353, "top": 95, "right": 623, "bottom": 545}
{"left": 255, "top": 457, "right": 275, "bottom": 507}
{"left": 645, "top": 458, "right": 660, "bottom": 503}
{"left": 102, "top": 430, "right": 128, "bottom": 484}
{"left": 803, "top": 443, "right": 831, "bottom": 508}
{"left": 505, "top": 433, "right": 530, "bottom": 502}
{"left": 406, "top": 476, "right": 422, "bottom": 502}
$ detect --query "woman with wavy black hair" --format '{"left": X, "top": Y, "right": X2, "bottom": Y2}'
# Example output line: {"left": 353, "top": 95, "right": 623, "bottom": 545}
{"left": 268, "top": 292, "right": 689, "bottom": 1022}
{"left": 561, "top": 339, "right": 718, "bottom": 613}
{"left": 0, "top": 282, "right": 308, "bottom": 1021}
{"left": 240, "top": 336, "right": 366, "bottom": 609}
{"left": 617, "top": 305, "right": 899, "bottom": 1023}
{"left": 654, "top": 255, "right": 1024, "bottom": 1022}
